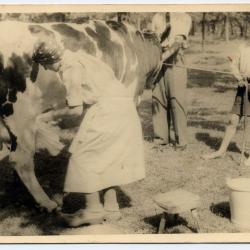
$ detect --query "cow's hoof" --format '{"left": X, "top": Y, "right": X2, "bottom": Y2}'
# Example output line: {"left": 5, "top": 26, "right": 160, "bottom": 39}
{"left": 47, "top": 201, "right": 59, "bottom": 213}
{"left": 38, "top": 200, "right": 58, "bottom": 213}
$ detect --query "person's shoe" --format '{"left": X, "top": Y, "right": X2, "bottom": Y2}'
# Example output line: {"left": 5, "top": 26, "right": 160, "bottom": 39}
{"left": 154, "top": 138, "right": 168, "bottom": 145}
{"left": 104, "top": 203, "right": 121, "bottom": 222}
{"left": 201, "top": 151, "right": 226, "bottom": 160}
{"left": 104, "top": 210, "right": 122, "bottom": 222}
{"left": 58, "top": 208, "right": 105, "bottom": 227}
{"left": 174, "top": 144, "right": 187, "bottom": 151}
{"left": 104, "top": 210, "right": 121, "bottom": 222}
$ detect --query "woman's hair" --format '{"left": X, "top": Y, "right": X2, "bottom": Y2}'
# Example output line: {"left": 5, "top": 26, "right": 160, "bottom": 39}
{"left": 32, "top": 41, "right": 63, "bottom": 65}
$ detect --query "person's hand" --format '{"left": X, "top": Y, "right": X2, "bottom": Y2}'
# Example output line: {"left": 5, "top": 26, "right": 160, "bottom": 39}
{"left": 174, "top": 35, "right": 189, "bottom": 49}
{"left": 47, "top": 119, "right": 62, "bottom": 127}
{"left": 238, "top": 79, "right": 248, "bottom": 87}
{"left": 68, "top": 106, "right": 83, "bottom": 116}
{"left": 161, "top": 45, "right": 169, "bottom": 53}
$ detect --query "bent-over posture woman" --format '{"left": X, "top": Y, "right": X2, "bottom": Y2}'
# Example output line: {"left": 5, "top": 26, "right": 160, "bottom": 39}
{"left": 32, "top": 42, "right": 145, "bottom": 227}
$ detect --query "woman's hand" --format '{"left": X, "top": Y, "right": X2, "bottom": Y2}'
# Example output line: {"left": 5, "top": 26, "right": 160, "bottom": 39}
{"left": 36, "top": 106, "right": 83, "bottom": 129}
{"left": 68, "top": 106, "right": 83, "bottom": 116}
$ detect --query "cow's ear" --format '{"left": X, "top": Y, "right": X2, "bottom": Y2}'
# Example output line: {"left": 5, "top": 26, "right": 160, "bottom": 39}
{"left": 30, "top": 62, "right": 39, "bottom": 83}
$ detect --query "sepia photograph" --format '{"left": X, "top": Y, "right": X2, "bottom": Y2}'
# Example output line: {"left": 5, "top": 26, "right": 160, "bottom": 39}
{"left": 0, "top": 4, "right": 250, "bottom": 243}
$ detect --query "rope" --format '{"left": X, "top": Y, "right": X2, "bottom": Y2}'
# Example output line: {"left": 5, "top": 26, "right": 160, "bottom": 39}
{"left": 162, "top": 62, "right": 247, "bottom": 77}
{"left": 161, "top": 61, "right": 250, "bottom": 167}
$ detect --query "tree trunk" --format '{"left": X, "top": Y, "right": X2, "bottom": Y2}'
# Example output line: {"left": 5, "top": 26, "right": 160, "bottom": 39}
{"left": 117, "top": 13, "right": 122, "bottom": 22}
{"left": 190, "top": 20, "right": 196, "bottom": 36}
{"left": 211, "top": 21, "right": 216, "bottom": 34}
{"left": 225, "top": 13, "right": 229, "bottom": 43}
{"left": 202, "top": 13, "right": 206, "bottom": 51}
{"left": 207, "top": 23, "right": 211, "bottom": 33}
{"left": 240, "top": 25, "right": 244, "bottom": 37}
{"left": 234, "top": 18, "right": 244, "bottom": 37}
{"left": 244, "top": 18, "right": 248, "bottom": 38}
{"left": 230, "top": 19, "right": 234, "bottom": 36}
{"left": 137, "top": 15, "right": 141, "bottom": 30}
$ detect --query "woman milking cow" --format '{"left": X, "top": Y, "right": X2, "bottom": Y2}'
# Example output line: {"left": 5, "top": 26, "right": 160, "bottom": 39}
{"left": 0, "top": 16, "right": 187, "bottom": 228}
{"left": 31, "top": 42, "right": 146, "bottom": 227}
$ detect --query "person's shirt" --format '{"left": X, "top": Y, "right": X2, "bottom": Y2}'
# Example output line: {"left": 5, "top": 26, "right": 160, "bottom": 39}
{"left": 230, "top": 44, "right": 250, "bottom": 81}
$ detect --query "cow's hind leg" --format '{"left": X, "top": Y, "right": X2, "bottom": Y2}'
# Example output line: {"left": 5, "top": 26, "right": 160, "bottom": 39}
{"left": 14, "top": 157, "right": 58, "bottom": 212}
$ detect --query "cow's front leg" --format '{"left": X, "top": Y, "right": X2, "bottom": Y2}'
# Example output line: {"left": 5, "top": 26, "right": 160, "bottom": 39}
{"left": 14, "top": 157, "right": 58, "bottom": 212}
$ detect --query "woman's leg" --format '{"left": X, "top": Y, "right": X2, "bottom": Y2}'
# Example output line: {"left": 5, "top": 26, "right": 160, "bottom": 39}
{"left": 103, "top": 187, "right": 121, "bottom": 221}
{"left": 202, "top": 114, "right": 240, "bottom": 159}
{"left": 103, "top": 187, "right": 119, "bottom": 211}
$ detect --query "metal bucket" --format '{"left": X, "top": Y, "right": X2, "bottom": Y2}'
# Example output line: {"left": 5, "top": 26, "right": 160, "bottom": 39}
{"left": 227, "top": 178, "right": 250, "bottom": 231}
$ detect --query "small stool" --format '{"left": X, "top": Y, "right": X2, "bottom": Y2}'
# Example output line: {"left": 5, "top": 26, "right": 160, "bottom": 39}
{"left": 153, "top": 189, "right": 201, "bottom": 233}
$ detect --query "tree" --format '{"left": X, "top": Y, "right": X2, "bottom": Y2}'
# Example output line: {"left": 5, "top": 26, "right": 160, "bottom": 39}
{"left": 225, "top": 13, "right": 229, "bottom": 43}
{"left": 117, "top": 12, "right": 130, "bottom": 23}
{"left": 202, "top": 13, "right": 206, "bottom": 51}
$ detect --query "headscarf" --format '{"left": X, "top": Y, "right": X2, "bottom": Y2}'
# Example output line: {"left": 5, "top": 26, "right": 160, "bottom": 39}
{"left": 32, "top": 41, "right": 63, "bottom": 65}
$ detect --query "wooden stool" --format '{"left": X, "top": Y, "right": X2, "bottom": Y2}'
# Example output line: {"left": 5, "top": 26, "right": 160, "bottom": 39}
{"left": 153, "top": 189, "right": 201, "bottom": 233}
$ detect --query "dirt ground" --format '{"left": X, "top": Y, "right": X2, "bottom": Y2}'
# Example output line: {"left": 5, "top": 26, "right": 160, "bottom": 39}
{"left": 0, "top": 38, "right": 250, "bottom": 235}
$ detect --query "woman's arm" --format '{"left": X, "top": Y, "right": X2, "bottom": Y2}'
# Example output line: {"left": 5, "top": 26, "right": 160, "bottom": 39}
{"left": 229, "top": 53, "right": 247, "bottom": 87}
{"left": 161, "top": 36, "right": 186, "bottom": 62}
{"left": 36, "top": 105, "right": 83, "bottom": 125}
{"left": 53, "top": 105, "right": 83, "bottom": 118}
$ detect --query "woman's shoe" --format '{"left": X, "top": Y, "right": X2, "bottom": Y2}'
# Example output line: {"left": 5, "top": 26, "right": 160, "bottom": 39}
{"left": 154, "top": 138, "right": 168, "bottom": 145}
{"left": 104, "top": 209, "right": 122, "bottom": 222}
{"left": 104, "top": 203, "right": 122, "bottom": 222}
{"left": 174, "top": 144, "right": 187, "bottom": 151}
{"left": 58, "top": 208, "right": 105, "bottom": 227}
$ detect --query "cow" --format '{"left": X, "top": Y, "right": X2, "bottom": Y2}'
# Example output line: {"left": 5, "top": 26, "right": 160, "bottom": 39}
{"left": 0, "top": 19, "right": 162, "bottom": 212}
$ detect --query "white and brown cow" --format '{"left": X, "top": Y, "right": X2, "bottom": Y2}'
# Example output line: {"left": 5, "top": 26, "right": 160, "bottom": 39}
{"left": 0, "top": 20, "right": 162, "bottom": 212}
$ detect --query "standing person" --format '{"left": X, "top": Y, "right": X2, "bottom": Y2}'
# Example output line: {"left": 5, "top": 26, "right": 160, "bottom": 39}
{"left": 152, "top": 13, "right": 191, "bottom": 149}
{"left": 32, "top": 42, "right": 145, "bottom": 227}
{"left": 202, "top": 43, "right": 250, "bottom": 166}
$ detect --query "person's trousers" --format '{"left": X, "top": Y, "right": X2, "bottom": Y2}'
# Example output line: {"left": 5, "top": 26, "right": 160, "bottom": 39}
{"left": 152, "top": 66, "right": 188, "bottom": 146}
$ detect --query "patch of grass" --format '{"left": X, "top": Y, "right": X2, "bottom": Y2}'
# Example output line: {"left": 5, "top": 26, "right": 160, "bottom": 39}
{"left": 0, "top": 38, "right": 249, "bottom": 235}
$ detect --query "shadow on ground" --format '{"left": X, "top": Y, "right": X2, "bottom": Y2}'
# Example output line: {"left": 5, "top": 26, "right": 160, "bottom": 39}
{"left": 187, "top": 66, "right": 235, "bottom": 89}
{"left": 213, "top": 85, "right": 235, "bottom": 93}
{"left": 143, "top": 213, "right": 198, "bottom": 234}
{"left": 35, "top": 149, "right": 70, "bottom": 196}
{"left": 188, "top": 108, "right": 228, "bottom": 117}
{"left": 210, "top": 201, "right": 231, "bottom": 219}
{"left": 189, "top": 120, "right": 226, "bottom": 132}
{"left": 195, "top": 132, "right": 241, "bottom": 153}
{"left": 116, "top": 187, "right": 132, "bottom": 209}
